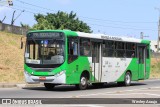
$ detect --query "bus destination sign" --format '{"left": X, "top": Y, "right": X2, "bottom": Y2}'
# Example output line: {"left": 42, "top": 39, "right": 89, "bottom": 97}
{"left": 27, "top": 32, "right": 64, "bottom": 39}
{"left": 101, "top": 35, "right": 122, "bottom": 41}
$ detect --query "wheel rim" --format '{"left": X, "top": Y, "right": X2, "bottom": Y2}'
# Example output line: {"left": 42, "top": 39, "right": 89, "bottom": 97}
{"left": 81, "top": 77, "right": 86, "bottom": 86}
{"left": 126, "top": 74, "right": 130, "bottom": 84}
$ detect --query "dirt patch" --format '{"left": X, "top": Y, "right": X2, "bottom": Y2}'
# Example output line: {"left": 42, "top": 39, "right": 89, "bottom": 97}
{"left": 150, "top": 58, "right": 160, "bottom": 78}
{"left": 0, "top": 31, "right": 25, "bottom": 82}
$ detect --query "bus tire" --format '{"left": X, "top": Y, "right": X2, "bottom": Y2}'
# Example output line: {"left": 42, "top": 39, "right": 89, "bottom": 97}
{"left": 117, "top": 72, "right": 131, "bottom": 86}
{"left": 124, "top": 72, "right": 131, "bottom": 86}
{"left": 44, "top": 83, "right": 55, "bottom": 90}
{"left": 76, "top": 74, "right": 88, "bottom": 90}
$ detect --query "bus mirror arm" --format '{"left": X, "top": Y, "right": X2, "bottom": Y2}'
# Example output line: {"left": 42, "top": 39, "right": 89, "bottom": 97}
{"left": 20, "top": 37, "right": 23, "bottom": 49}
{"left": 21, "top": 41, "right": 23, "bottom": 49}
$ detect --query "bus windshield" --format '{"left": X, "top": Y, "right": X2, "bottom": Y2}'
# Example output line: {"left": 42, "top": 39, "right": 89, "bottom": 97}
{"left": 25, "top": 32, "right": 65, "bottom": 65}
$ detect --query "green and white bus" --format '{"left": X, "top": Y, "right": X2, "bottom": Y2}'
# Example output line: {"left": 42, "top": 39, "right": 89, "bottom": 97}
{"left": 24, "top": 30, "right": 150, "bottom": 90}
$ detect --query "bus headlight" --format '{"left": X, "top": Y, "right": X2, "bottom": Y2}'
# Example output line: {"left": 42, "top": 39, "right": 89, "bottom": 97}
{"left": 55, "top": 70, "right": 65, "bottom": 77}
{"left": 24, "top": 71, "right": 32, "bottom": 76}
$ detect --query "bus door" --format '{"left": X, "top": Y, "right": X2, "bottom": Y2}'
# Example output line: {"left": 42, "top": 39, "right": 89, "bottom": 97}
{"left": 91, "top": 41, "right": 102, "bottom": 82}
{"left": 137, "top": 45, "right": 147, "bottom": 79}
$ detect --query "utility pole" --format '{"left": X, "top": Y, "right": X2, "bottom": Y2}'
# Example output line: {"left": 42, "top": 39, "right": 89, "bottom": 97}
{"left": 11, "top": 10, "right": 16, "bottom": 25}
{"left": 140, "top": 32, "right": 149, "bottom": 39}
{"left": 140, "top": 32, "right": 144, "bottom": 39}
{"left": 0, "top": 16, "right": 6, "bottom": 23}
{"left": 155, "top": 7, "right": 160, "bottom": 52}
{"left": 157, "top": 16, "right": 160, "bottom": 52}
{"left": 11, "top": 10, "right": 25, "bottom": 25}
{"left": 1, "top": 16, "right": 6, "bottom": 23}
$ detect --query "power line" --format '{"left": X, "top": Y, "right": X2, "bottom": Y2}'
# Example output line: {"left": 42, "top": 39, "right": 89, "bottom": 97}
{"left": 15, "top": 0, "right": 157, "bottom": 24}
{"left": 0, "top": 4, "right": 157, "bottom": 31}
{"left": 0, "top": 4, "right": 37, "bottom": 14}
{"left": 79, "top": 16, "right": 157, "bottom": 24}
{"left": 88, "top": 23, "right": 157, "bottom": 31}
{"left": 82, "top": 19, "right": 157, "bottom": 29}
{"left": 15, "top": 0, "right": 56, "bottom": 12}
{"left": 14, "top": 4, "right": 47, "bottom": 14}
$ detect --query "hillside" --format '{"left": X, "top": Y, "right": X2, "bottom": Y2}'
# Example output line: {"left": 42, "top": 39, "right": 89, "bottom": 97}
{"left": 0, "top": 31, "right": 159, "bottom": 83}
{"left": 0, "top": 31, "right": 25, "bottom": 83}
{"left": 150, "top": 58, "right": 160, "bottom": 78}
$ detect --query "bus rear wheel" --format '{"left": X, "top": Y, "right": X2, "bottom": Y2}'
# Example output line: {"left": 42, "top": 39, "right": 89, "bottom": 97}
{"left": 44, "top": 83, "right": 55, "bottom": 90}
{"left": 124, "top": 72, "right": 131, "bottom": 86}
{"left": 76, "top": 74, "right": 88, "bottom": 90}
{"left": 117, "top": 72, "right": 131, "bottom": 86}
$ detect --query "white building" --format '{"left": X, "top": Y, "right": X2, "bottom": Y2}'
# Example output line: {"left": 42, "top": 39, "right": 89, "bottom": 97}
{"left": 150, "top": 40, "right": 159, "bottom": 52}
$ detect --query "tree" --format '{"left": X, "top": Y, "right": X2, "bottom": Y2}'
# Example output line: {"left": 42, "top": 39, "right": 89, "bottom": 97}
{"left": 33, "top": 11, "right": 92, "bottom": 33}
{"left": 20, "top": 22, "right": 30, "bottom": 29}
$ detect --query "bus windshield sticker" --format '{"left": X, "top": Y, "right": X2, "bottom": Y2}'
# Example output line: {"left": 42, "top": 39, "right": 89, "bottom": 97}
{"left": 26, "top": 59, "right": 41, "bottom": 64}
{"left": 44, "top": 40, "right": 48, "bottom": 45}
{"left": 25, "top": 53, "right": 29, "bottom": 58}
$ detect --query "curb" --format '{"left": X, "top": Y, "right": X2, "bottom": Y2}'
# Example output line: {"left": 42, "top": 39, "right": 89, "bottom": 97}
{"left": 0, "top": 83, "right": 43, "bottom": 88}
{"left": 0, "top": 83, "right": 17, "bottom": 88}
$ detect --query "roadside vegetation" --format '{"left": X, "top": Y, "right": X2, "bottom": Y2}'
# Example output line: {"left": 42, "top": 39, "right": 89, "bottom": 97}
{"left": 150, "top": 58, "right": 160, "bottom": 78}
{"left": 0, "top": 31, "right": 25, "bottom": 83}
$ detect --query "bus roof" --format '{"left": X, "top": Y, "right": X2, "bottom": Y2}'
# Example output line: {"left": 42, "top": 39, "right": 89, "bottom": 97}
{"left": 27, "top": 30, "right": 150, "bottom": 44}
{"left": 76, "top": 32, "right": 150, "bottom": 44}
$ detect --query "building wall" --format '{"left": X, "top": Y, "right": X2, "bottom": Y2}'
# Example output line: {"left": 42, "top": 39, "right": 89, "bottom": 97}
{"left": 0, "top": 23, "right": 28, "bottom": 35}
{"left": 150, "top": 40, "right": 160, "bottom": 52}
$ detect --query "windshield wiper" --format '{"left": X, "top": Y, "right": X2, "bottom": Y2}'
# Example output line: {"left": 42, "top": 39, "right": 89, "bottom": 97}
{"left": 30, "top": 37, "right": 38, "bottom": 44}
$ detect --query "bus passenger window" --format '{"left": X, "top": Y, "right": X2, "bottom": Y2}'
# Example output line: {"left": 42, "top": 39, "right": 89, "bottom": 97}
{"left": 103, "top": 40, "right": 115, "bottom": 57}
{"left": 68, "top": 37, "right": 78, "bottom": 63}
{"left": 68, "top": 38, "right": 78, "bottom": 56}
{"left": 126, "top": 43, "right": 136, "bottom": 58}
{"left": 80, "top": 38, "right": 91, "bottom": 56}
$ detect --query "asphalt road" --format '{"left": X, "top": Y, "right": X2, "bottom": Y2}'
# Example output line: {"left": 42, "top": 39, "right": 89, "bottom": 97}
{"left": 0, "top": 79, "right": 160, "bottom": 98}
{"left": 0, "top": 79, "right": 160, "bottom": 107}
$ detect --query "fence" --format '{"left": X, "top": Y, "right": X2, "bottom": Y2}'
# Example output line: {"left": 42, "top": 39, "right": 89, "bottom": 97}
{"left": 0, "top": 23, "right": 28, "bottom": 35}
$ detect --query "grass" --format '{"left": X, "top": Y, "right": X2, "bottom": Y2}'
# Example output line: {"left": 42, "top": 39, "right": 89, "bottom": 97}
{"left": 0, "top": 31, "right": 25, "bottom": 83}
{"left": 150, "top": 58, "right": 160, "bottom": 78}
{"left": 0, "top": 31, "right": 159, "bottom": 83}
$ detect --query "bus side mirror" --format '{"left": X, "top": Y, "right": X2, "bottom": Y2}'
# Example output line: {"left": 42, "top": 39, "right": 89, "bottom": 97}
{"left": 20, "top": 37, "right": 23, "bottom": 49}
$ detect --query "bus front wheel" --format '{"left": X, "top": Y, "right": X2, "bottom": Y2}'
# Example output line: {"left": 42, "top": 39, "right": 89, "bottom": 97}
{"left": 44, "top": 83, "right": 55, "bottom": 90}
{"left": 76, "top": 74, "right": 88, "bottom": 90}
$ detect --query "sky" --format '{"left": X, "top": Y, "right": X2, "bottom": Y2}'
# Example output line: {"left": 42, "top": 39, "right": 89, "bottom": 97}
{"left": 0, "top": 0, "right": 160, "bottom": 40}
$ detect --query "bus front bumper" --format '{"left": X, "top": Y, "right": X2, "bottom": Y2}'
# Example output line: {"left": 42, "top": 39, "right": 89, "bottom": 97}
{"left": 24, "top": 71, "right": 66, "bottom": 84}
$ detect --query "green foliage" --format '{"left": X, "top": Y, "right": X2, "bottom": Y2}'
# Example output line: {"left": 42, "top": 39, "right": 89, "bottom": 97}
{"left": 33, "top": 11, "right": 92, "bottom": 33}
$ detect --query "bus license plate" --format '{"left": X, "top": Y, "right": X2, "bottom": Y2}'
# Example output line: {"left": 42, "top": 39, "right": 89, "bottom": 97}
{"left": 39, "top": 77, "right": 46, "bottom": 80}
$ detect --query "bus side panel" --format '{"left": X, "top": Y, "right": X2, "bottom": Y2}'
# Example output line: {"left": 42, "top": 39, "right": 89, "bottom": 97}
{"left": 66, "top": 56, "right": 91, "bottom": 84}
{"left": 101, "top": 58, "right": 133, "bottom": 83}
{"left": 145, "top": 45, "right": 151, "bottom": 79}
{"left": 117, "top": 58, "right": 139, "bottom": 82}
{"left": 145, "top": 59, "right": 150, "bottom": 79}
